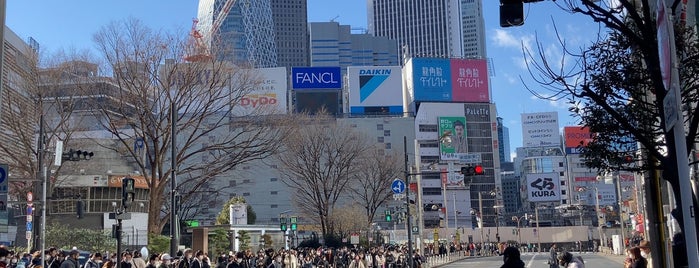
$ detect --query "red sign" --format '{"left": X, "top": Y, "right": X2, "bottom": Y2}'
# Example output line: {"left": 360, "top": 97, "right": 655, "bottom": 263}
{"left": 440, "top": 168, "right": 448, "bottom": 185}
{"left": 619, "top": 173, "right": 635, "bottom": 181}
{"left": 27, "top": 192, "right": 33, "bottom": 202}
{"left": 575, "top": 176, "right": 597, "bottom": 182}
{"left": 449, "top": 59, "right": 489, "bottom": 102}
{"left": 564, "top": 126, "right": 593, "bottom": 148}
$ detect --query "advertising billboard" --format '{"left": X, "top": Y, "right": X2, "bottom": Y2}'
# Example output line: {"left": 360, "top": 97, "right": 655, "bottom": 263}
{"left": 521, "top": 112, "right": 560, "bottom": 147}
{"left": 406, "top": 58, "right": 490, "bottom": 103}
{"left": 348, "top": 66, "right": 404, "bottom": 114}
{"left": 450, "top": 59, "right": 489, "bottom": 102}
{"left": 564, "top": 126, "right": 592, "bottom": 154}
{"left": 438, "top": 117, "right": 468, "bottom": 160}
{"left": 232, "top": 67, "right": 287, "bottom": 116}
{"left": 525, "top": 172, "right": 561, "bottom": 202}
{"left": 410, "top": 58, "right": 452, "bottom": 101}
{"left": 292, "top": 67, "right": 342, "bottom": 89}
{"left": 295, "top": 91, "right": 341, "bottom": 115}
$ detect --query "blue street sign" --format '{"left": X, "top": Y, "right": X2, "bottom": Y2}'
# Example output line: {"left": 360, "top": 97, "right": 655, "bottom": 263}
{"left": 27, "top": 205, "right": 32, "bottom": 215}
{"left": 26, "top": 222, "right": 32, "bottom": 231}
{"left": 0, "top": 164, "right": 7, "bottom": 193}
{"left": 391, "top": 179, "right": 406, "bottom": 194}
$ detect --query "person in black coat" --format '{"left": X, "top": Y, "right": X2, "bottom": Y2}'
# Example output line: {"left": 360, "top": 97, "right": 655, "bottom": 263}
{"left": 500, "top": 247, "right": 525, "bottom": 268}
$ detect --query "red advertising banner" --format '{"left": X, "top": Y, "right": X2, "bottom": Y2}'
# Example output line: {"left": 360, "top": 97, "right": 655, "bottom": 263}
{"left": 564, "top": 126, "right": 593, "bottom": 148}
{"left": 450, "top": 59, "right": 489, "bottom": 102}
{"left": 575, "top": 176, "right": 597, "bottom": 182}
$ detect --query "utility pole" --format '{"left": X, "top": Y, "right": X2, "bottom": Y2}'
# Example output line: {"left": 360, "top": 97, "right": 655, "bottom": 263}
{"left": 170, "top": 103, "right": 179, "bottom": 256}
{"left": 403, "top": 136, "right": 414, "bottom": 268}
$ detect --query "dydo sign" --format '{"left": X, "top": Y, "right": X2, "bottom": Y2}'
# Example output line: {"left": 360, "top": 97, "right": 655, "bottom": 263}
{"left": 526, "top": 173, "right": 561, "bottom": 202}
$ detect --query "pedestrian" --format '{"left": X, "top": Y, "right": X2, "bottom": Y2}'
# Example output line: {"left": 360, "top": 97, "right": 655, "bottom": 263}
{"left": 133, "top": 252, "right": 147, "bottom": 268}
{"left": 121, "top": 251, "right": 134, "bottom": 268}
{"left": 84, "top": 253, "right": 103, "bottom": 268}
{"left": 548, "top": 244, "right": 557, "bottom": 268}
{"left": 158, "top": 254, "right": 172, "bottom": 268}
{"left": 59, "top": 251, "right": 80, "bottom": 268}
{"left": 146, "top": 254, "right": 159, "bottom": 268}
{"left": 625, "top": 247, "right": 646, "bottom": 268}
{"left": 638, "top": 240, "right": 652, "bottom": 268}
{"left": 556, "top": 252, "right": 585, "bottom": 268}
{"left": 499, "top": 247, "right": 524, "bottom": 268}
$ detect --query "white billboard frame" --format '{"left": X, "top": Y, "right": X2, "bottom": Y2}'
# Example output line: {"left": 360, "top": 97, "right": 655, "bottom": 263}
{"left": 526, "top": 172, "right": 562, "bottom": 202}
{"left": 231, "top": 67, "right": 288, "bottom": 116}
{"left": 521, "top": 112, "right": 560, "bottom": 147}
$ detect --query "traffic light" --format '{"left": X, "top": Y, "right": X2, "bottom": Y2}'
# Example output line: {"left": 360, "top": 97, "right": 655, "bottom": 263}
{"left": 62, "top": 149, "right": 94, "bottom": 161}
{"left": 290, "top": 216, "right": 298, "bottom": 230}
{"left": 385, "top": 210, "right": 392, "bottom": 222}
{"left": 500, "top": 0, "right": 524, "bottom": 27}
{"left": 460, "top": 165, "right": 485, "bottom": 176}
{"left": 280, "top": 223, "right": 287, "bottom": 231}
{"left": 121, "top": 177, "right": 135, "bottom": 208}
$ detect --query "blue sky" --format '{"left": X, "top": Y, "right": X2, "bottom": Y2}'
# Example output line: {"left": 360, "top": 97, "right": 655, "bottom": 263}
{"left": 6, "top": 1, "right": 601, "bottom": 159}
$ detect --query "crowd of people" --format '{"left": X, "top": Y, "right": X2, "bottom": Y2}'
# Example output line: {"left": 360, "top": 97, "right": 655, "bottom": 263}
{"left": 0, "top": 245, "right": 427, "bottom": 268}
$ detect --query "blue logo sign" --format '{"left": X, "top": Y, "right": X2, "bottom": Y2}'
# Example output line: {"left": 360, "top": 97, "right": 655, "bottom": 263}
{"left": 292, "top": 67, "right": 342, "bottom": 89}
{"left": 359, "top": 69, "right": 391, "bottom": 102}
{"left": 391, "top": 179, "right": 406, "bottom": 194}
{"left": 411, "top": 58, "right": 452, "bottom": 101}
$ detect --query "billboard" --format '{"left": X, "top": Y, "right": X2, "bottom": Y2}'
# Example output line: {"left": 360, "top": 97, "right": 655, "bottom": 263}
{"left": 564, "top": 126, "right": 592, "bottom": 154}
{"left": 348, "top": 66, "right": 404, "bottom": 114}
{"left": 406, "top": 58, "right": 489, "bottom": 102}
{"left": 450, "top": 59, "right": 489, "bottom": 102}
{"left": 438, "top": 117, "right": 468, "bottom": 160}
{"left": 232, "top": 67, "right": 287, "bottom": 116}
{"left": 521, "top": 112, "right": 560, "bottom": 147}
{"left": 295, "top": 91, "right": 340, "bottom": 115}
{"left": 292, "top": 67, "right": 342, "bottom": 89}
{"left": 526, "top": 172, "right": 561, "bottom": 202}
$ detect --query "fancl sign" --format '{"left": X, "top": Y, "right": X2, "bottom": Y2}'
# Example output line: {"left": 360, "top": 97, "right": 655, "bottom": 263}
{"left": 292, "top": 67, "right": 342, "bottom": 89}
{"left": 526, "top": 173, "right": 561, "bottom": 202}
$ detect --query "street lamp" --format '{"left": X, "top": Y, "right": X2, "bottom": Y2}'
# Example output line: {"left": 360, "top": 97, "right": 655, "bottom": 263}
{"left": 511, "top": 214, "right": 530, "bottom": 245}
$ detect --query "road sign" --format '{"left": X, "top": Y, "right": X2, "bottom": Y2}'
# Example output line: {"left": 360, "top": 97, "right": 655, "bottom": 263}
{"left": 26, "top": 215, "right": 32, "bottom": 222}
{"left": 412, "top": 226, "right": 419, "bottom": 234}
{"left": 26, "top": 222, "right": 32, "bottom": 231}
{"left": 27, "top": 192, "right": 33, "bottom": 203}
{"left": 27, "top": 205, "right": 32, "bottom": 215}
{"left": 663, "top": 84, "right": 678, "bottom": 131}
{"left": 391, "top": 179, "right": 406, "bottom": 194}
{"left": 26, "top": 231, "right": 31, "bottom": 240}
{"left": 0, "top": 164, "right": 7, "bottom": 194}
{"left": 350, "top": 233, "right": 360, "bottom": 245}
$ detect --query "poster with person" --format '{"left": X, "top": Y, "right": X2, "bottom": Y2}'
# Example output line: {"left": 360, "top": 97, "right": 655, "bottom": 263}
{"left": 438, "top": 116, "right": 468, "bottom": 160}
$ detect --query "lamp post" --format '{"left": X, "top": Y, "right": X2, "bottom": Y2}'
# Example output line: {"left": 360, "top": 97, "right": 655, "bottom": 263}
{"left": 535, "top": 206, "right": 541, "bottom": 252}
{"left": 511, "top": 215, "right": 528, "bottom": 246}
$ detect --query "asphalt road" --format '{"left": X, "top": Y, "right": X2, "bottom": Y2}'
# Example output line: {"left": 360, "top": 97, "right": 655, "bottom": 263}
{"left": 438, "top": 252, "right": 625, "bottom": 268}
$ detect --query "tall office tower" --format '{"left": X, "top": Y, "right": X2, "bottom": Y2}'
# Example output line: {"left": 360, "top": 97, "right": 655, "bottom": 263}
{"left": 367, "top": 0, "right": 487, "bottom": 61}
{"left": 197, "top": 0, "right": 278, "bottom": 67}
{"left": 270, "top": 0, "right": 309, "bottom": 69}
{"left": 307, "top": 22, "right": 399, "bottom": 67}
{"left": 497, "top": 117, "right": 511, "bottom": 163}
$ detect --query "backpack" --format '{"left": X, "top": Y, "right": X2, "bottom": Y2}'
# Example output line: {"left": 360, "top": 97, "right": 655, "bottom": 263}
{"left": 385, "top": 254, "right": 394, "bottom": 264}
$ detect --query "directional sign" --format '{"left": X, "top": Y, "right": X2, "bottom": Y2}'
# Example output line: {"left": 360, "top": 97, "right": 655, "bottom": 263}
{"left": 26, "top": 222, "right": 32, "bottom": 231}
{"left": 391, "top": 179, "right": 406, "bottom": 194}
{"left": 27, "top": 205, "right": 33, "bottom": 215}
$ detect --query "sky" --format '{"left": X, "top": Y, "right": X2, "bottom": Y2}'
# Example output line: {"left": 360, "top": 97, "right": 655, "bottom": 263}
{"left": 5, "top": 0, "right": 603, "bottom": 159}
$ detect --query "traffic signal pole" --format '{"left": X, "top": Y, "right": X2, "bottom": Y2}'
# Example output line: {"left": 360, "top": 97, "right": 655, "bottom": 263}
{"left": 403, "top": 136, "right": 414, "bottom": 268}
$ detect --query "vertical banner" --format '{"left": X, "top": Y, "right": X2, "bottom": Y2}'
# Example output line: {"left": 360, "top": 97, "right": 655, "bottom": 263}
{"left": 438, "top": 116, "right": 468, "bottom": 160}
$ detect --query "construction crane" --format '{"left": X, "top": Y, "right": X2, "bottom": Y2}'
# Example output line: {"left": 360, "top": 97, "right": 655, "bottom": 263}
{"left": 185, "top": 0, "right": 237, "bottom": 62}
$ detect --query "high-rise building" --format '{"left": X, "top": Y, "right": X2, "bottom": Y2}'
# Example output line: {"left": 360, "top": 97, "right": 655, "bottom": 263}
{"left": 270, "top": 0, "right": 309, "bottom": 69}
{"left": 307, "top": 22, "right": 398, "bottom": 67}
{"left": 367, "top": 0, "right": 487, "bottom": 61}
{"left": 497, "top": 117, "right": 511, "bottom": 163}
{"left": 197, "top": 0, "right": 278, "bottom": 67}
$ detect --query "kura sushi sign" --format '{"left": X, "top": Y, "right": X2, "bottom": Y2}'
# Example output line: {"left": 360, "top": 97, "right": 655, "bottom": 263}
{"left": 526, "top": 173, "right": 561, "bottom": 202}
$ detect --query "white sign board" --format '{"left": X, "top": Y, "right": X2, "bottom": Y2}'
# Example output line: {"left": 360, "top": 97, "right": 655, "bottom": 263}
{"left": 526, "top": 172, "right": 561, "bottom": 202}
{"left": 521, "top": 112, "right": 560, "bottom": 147}
{"left": 350, "top": 234, "right": 360, "bottom": 245}
{"left": 348, "top": 66, "right": 404, "bottom": 114}
{"left": 231, "top": 67, "right": 288, "bottom": 116}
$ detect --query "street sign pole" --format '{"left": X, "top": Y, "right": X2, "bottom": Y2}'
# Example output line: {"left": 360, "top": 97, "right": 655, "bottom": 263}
{"left": 657, "top": 1, "right": 699, "bottom": 267}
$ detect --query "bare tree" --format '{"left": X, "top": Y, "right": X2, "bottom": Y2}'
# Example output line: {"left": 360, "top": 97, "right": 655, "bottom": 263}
{"left": 522, "top": 0, "right": 699, "bottom": 256}
{"left": 348, "top": 149, "right": 403, "bottom": 232}
{"left": 328, "top": 204, "right": 368, "bottom": 242}
{"left": 277, "top": 114, "right": 372, "bottom": 239}
{"left": 88, "top": 18, "right": 291, "bottom": 234}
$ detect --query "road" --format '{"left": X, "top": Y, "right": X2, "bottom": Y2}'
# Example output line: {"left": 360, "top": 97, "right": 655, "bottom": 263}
{"left": 438, "top": 252, "right": 625, "bottom": 268}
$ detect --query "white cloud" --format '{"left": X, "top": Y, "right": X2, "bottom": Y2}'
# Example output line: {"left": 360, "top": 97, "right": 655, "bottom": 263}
{"left": 503, "top": 73, "right": 517, "bottom": 84}
{"left": 491, "top": 29, "right": 533, "bottom": 52}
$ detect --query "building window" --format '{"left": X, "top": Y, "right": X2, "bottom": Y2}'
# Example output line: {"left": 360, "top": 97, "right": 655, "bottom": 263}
{"left": 422, "top": 187, "right": 442, "bottom": 196}
{"left": 378, "top": 137, "right": 384, "bottom": 143}
{"left": 271, "top": 191, "right": 278, "bottom": 195}
{"left": 418, "top": 124, "right": 438, "bottom": 132}
{"left": 229, "top": 180, "right": 237, "bottom": 187}
{"left": 243, "top": 192, "right": 250, "bottom": 196}
{"left": 271, "top": 204, "right": 278, "bottom": 208}
{"left": 243, "top": 179, "right": 251, "bottom": 183}
{"left": 561, "top": 190, "right": 567, "bottom": 195}
{"left": 560, "top": 172, "right": 564, "bottom": 176}
{"left": 377, "top": 124, "right": 384, "bottom": 130}
{"left": 384, "top": 130, "right": 391, "bottom": 136}
{"left": 385, "top": 143, "right": 392, "bottom": 149}
{"left": 270, "top": 178, "right": 278, "bottom": 182}
{"left": 559, "top": 162, "right": 564, "bottom": 167}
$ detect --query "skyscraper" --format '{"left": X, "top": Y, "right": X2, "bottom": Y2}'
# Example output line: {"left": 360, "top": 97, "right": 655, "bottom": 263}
{"left": 307, "top": 22, "right": 399, "bottom": 67}
{"left": 497, "top": 117, "right": 511, "bottom": 163}
{"left": 197, "top": 0, "right": 278, "bottom": 67}
{"left": 270, "top": 0, "right": 309, "bottom": 69}
{"left": 367, "top": 0, "right": 487, "bottom": 61}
